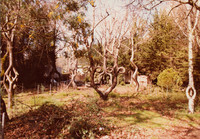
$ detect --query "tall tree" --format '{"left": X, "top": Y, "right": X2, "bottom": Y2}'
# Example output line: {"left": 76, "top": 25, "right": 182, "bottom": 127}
{"left": 185, "top": 9, "right": 199, "bottom": 113}
{"left": 1, "top": 0, "right": 21, "bottom": 108}
{"left": 135, "top": 11, "right": 188, "bottom": 82}
{"left": 82, "top": 2, "right": 132, "bottom": 100}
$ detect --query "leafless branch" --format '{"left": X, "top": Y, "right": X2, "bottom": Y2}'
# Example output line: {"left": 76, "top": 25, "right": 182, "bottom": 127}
{"left": 168, "top": 3, "right": 182, "bottom": 15}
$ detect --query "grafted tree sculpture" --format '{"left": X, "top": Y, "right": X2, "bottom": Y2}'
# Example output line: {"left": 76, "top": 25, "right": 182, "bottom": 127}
{"left": 2, "top": 16, "right": 19, "bottom": 108}
{"left": 185, "top": 9, "right": 199, "bottom": 113}
{"left": 84, "top": 4, "right": 129, "bottom": 100}
{"left": 130, "top": 34, "right": 139, "bottom": 92}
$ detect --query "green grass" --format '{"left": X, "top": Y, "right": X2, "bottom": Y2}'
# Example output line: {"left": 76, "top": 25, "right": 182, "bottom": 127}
{"left": 3, "top": 85, "right": 200, "bottom": 138}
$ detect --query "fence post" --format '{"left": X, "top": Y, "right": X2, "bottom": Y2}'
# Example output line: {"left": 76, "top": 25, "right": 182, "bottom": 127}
{"left": 2, "top": 112, "right": 5, "bottom": 139}
{"left": 37, "top": 85, "right": 40, "bottom": 94}
{"left": 50, "top": 84, "right": 52, "bottom": 94}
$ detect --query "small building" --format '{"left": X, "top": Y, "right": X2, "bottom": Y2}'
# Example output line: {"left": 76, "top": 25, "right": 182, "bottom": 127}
{"left": 137, "top": 75, "right": 151, "bottom": 89}
{"left": 125, "top": 72, "right": 151, "bottom": 89}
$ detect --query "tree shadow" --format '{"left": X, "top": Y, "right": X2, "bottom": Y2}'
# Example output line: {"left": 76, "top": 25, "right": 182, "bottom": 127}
{"left": 162, "top": 125, "right": 200, "bottom": 139}
{"left": 4, "top": 103, "right": 72, "bottom": 139}
{"left": 104, "top": 96, "right": 187, "bottom": 117}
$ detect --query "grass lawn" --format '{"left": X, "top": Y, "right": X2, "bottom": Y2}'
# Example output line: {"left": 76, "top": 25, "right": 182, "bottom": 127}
{"left": 3, "top": 85, "right": 200, "bottom": 138}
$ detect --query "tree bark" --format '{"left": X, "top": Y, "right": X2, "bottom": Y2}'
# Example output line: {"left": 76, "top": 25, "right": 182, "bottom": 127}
{"left": 67, "top": 58, "right": 78, "bottom": 89}
{"left": 3, "top": 39, "right": 19, "bottom": 108}
{"left": 185, "top": 10, "right": 199, "bottom": 114}
{"left": 130, "top": 38, "right": 139, "bottom": 92}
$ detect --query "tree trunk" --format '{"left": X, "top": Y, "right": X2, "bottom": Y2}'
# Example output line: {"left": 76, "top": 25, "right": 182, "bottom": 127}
{"left": 49, "top": 20, "right": 61, "bottom": 82}
{"left": 130, "top": 37, "right": 139, "bottom": 92}
{"left": 185, "top": 11, "right": 199, "bottom": 114}
{"left": 67, "top": 58, "right": 78, "bottom": 89}
{"left": 1, "top": 97, "right": 9, "bottom": 123}
{"left": 3, "top": 40, "right": 18, "bottom": 108}
{"left": 2, "top": 7, "right": 19, "bottom": 109}
{"left": 67, "top": 70, "right": 77, "bottom": 89}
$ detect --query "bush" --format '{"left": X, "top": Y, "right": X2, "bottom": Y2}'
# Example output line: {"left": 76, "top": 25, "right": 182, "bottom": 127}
{"left": 157, "top": 68, "right": 182, "bottom": 90}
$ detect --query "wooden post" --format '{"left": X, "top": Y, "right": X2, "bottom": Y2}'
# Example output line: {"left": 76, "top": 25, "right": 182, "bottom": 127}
{"left": 37, "top": 85, "right": 39, "bottom": 94}
{"left": 34, "top": 94, "right": 36, "bottom": 107}
{"left": 50, "top": 84, "right": 52, "bottom": 94}
{"left": 2, "top": 112, "right": 5, "bottom": 139}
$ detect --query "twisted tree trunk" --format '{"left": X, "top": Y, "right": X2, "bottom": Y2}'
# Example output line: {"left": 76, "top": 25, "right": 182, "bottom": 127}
{"left": 2, "top": 15, "right": 19, "bottom": 108}
{"left": 3, "top": 40, "right": 19, "bottom": 108}
{"left": 67, "top": 59, "right": 78, "bottom": 89}
{"left": 130, "top": 35, "right": 139, "bottom": 92}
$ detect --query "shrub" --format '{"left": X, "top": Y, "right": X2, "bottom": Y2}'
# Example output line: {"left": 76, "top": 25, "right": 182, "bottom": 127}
{"left": 157, "top": 68, "right": 182, "bottom": 90}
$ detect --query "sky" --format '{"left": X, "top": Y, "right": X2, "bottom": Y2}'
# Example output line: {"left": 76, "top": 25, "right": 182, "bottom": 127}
{"left": 56, "top": 0, "right": 174, "bottom": 55}
{"left": 85, "top": 0, "right": 130, "bottom": 24}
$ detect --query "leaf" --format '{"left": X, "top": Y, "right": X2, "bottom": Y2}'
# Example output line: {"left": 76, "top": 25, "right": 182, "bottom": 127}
{"left": 20, "top": 24, "right": 25, "bottom": 28}
{"left": 8, "top": 22, "right": 14, "bottom": 26}
{"left": 48, "top": 12, "right": 53, "bottom": 18}
{"left": 57, "top": 15, "right": 61, "bottom": 19}
{"left": 50, "top": 41, "right": 54, "bottom": 46}
{"left": 36, "top": 0, "right": 40, "bottom": 5}
{"left": 55, "top": 3, "right": 59, "bottom": 9}
{"left": 77, "top": 15, "right": 82, "bottom": 23}
{"left": 29, "top": 34, "right": 33, "bottom": 39}
{"left": 89, "top": 0, "right": 95, "bottom": 6}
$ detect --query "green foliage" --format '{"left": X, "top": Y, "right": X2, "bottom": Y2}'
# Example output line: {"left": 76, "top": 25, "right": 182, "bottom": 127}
{"left": 135, "top": 11, "right": 188, "bottom": 82}
{"left": 157, "top": 68, "right": 183, "bottom": 90}
{"left": 0, "top": 53, "right": 7, "bottom": 78}
{"left": 118, "top": 74, "right": 125, "bottom": 86}
{"left": 84, "top": 74, "right": 91, "bottom": 83}
{"left": 1, "top": 0, "right": 90, "bottom": 87}
{"left": 194, "top": 49, "right": 200, "bottom": 90}
{"left": 4, "top": 88, "right": 200, "bottom": 138}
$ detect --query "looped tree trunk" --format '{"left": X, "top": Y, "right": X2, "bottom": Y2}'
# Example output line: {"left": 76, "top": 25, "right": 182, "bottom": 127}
{"left": 91, "top": 66, "right": 120, "bottom": 100}
{"left": 186, "top": 86, "right": 196, "bottom": 113}
{"left": 185, "top": 10, "right": 199, "bottom": 114}
{"left": 3, "top": 42, "right": 19, "bottom": 108}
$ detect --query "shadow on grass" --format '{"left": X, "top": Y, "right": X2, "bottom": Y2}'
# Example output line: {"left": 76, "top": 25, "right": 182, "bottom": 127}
{"left": 98, "top": 94, "right": 199, "bottom": 128}
{"left": 108, "top": 94, "right": 189, "bottom": 117}
{"left": 5, "top": 100, "right": 111, "bottom": 139}
{"left": 5, "top": 103, "right": 71, "bottom": 138}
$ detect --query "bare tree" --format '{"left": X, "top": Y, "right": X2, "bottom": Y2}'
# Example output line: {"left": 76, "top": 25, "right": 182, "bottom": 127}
{"left": 127, "top": 0, "right": 200, "bottom": 11}
{"left": 169, "top": 4, "right": 199, "bottom": 113}
{"left": 84, "top": 3, "right": 131, "bottom": 100}
{"left": 130, "top": 35, "right": 139, "bottom": 92}
{"left": 185, "top": 9, "right": 199, "bottom": 113}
